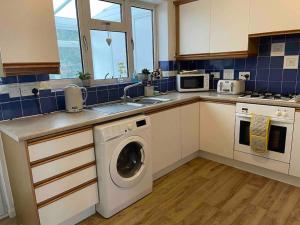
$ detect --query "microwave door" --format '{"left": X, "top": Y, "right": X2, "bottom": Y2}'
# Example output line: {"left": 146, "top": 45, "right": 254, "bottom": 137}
{"left": 181, "top": 76, "right": 204, "bottom": 89}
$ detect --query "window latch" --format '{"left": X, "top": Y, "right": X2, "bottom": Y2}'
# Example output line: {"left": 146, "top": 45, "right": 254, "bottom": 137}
{"left": 83, "top": 35, "right": 88, "bottom": 52}
{"left": 131, "top": 39, "right": 134, "bottom": 50}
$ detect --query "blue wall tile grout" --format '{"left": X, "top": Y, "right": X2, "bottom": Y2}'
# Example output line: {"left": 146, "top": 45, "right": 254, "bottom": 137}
{"left": 0, "top": 77, "right": 177, "bottom": 121}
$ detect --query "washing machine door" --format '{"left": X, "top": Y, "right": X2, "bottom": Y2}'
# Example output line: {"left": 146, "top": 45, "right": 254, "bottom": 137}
{"left": 109, "top": 136, "right": 149, "bottom": 188}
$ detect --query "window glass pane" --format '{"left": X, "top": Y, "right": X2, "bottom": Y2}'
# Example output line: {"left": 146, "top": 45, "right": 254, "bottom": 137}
{"left": 51, "top": 0, "right": 83, "bottom": 79}
{"left": 90, "top": 30, "right": 128, "bottom": 80}
{"left": 131, "top": 7, "right": 154, "bottom": 73}
{"left": 90, "top": 0, "right": 122, "bottom": 22}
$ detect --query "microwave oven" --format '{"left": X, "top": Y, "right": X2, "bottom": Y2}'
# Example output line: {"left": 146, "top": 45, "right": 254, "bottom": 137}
{"left": 176, "top": 73, "right": 210, "bottom": 92}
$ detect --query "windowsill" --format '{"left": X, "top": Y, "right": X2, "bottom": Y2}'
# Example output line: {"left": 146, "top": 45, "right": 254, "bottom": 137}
{"left": 48, "top": 77, "right": 132, "bottom": 90}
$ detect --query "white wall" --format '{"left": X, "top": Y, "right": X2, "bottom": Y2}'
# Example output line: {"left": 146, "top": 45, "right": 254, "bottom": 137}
{"left": 157, "top": 0, "right": 176, "bottom": 61}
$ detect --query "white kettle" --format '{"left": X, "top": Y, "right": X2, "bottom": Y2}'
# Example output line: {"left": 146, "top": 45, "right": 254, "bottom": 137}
{"left": 64, "top": 84, "right": 88, "bottom": 112}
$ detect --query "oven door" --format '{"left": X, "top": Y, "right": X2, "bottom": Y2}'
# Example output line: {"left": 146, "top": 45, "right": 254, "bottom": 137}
{"left": 234, "top": 114, "right": 294, "bottom": 163}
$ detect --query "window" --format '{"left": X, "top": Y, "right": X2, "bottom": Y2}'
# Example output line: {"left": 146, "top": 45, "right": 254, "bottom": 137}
{"left": 51, "top": 0, "right": 155, "bottom": 83}
{"left": 131, "top": 7, "right": 154, "bottom": 72}
{"left": 51, "top": 0, "right": 83, "bottom": 79}
{"left": 90, "top": 0, "right": 122, "bottom": 22}
{"left": 90, "top": 30, "right": 128, "bottom": 80}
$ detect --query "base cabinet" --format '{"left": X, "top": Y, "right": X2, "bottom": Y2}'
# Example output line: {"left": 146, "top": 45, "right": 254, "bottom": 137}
{"left": 1, "top": 127, "right": 98, "bottom": 225}
{"left": 180, "top": 103, "right": 200, "bottom": 158}
{"left": 149, "top": 108, "right": 181, "bottom": 174}
{"left": 290, "top": 112, "right": 300, "bottom": 177}
{"left": 199, "top": 102, "right": 235, "bottom": 159}
{"left": 38, "top": 183, "right": 98, "bottom": 225}
{"left": 149, "top": 102, "right": 200, "bottom": 175}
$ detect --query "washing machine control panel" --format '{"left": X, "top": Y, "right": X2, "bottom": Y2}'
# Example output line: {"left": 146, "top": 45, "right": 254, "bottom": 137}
{"left": 99, "top": 116, "right": 150, "bottom": 141}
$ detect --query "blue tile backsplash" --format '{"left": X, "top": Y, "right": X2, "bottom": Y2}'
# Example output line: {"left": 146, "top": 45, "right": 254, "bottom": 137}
{"left": 2, "top": 33, "right": 300, "bottom": 121}
{"left": 160, "top": 34, "right": 300, "bottom": 95}
{"left": 0, "top": 75, "right": 176, "bottom": 121}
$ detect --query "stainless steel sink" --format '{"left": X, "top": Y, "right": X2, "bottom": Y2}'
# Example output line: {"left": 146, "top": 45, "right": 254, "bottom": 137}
{"left": 90, "top": 102, "right": 144, "bottom": 115}
{"left": 89, "top": 97, "right": 171, "bottom": 115}
{"left": 133, "top": 97, "right": 171, "bottom": 105}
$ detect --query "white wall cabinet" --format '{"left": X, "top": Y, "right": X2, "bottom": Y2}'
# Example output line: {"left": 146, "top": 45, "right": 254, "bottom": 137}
{"left": 179, "top": 0, "right": 211, "bottom": 55}
{"left": 210, "top": 0, "right": 250, "bottom": 53}
{"left": 0, "top": 0, "right": 60, "bottom": 75}
{"left": 199, "top": 102, "right": 235, "bottom": 159}
{"left": 249, "top": 0, "right": 300, "bottom": 34}
{"left": 178, "top": 0, "right": 251, "bottom": 57}
{"left": 289, "top": 112, "right": 300, "bottom": 177}
{"left": 180, "top": 103, "right": 200, "bottom": 158}
{"left": 150, "top": 108, "right": 182, "bottom": 174}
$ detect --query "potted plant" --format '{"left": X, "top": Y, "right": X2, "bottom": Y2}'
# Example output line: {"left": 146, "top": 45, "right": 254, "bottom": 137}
{"left": 77, "top": 71, "right": 91, "bottom": 87}
{"left": 142, "top": 68, "right": 151, "bottom": 82}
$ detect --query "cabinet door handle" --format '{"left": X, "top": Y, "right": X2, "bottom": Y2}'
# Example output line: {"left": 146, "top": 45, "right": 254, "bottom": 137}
{"left": 83, "top": 35, "right": 88, "bottom": 52}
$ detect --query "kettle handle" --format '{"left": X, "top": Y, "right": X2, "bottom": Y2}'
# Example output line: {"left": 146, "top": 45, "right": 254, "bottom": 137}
{"left": 81, "top": 87, "right": 88, "bottom": 104}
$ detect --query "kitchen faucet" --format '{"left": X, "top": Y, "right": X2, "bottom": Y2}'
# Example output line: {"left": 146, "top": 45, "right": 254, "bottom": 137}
{"left": 122, "top": 82, "right": 143, "bottom": 103}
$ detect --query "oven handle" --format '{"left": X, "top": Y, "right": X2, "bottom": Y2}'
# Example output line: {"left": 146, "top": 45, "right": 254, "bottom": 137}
{"left": 236, "top": 113, "right": 294, "bottom": 124}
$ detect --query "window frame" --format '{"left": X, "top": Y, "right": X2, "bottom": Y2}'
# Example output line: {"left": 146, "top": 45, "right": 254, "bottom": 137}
{"left": 50, "top": 0, "right": 157, "bottom": 88}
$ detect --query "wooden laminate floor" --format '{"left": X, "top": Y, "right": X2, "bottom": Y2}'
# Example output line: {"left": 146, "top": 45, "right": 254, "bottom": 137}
{"left": 2, "top": 158, "right": 300, "bottom": 225}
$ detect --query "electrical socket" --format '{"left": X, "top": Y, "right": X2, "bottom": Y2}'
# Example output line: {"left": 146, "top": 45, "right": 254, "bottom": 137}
{"left": 20, "top": 83, "right": 39, "bottom": 97}
{"left": 239, "top": 72, "right": 251, "bottom": 80}
{"left": 223, "top": 69, "right": 234, "bottom": 80}
{"left": 211, "top": 72, "right": 220, "bottom": 79}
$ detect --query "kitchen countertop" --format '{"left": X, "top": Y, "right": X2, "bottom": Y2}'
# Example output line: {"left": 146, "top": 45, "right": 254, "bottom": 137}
{"left": 1, "top": 91, "right": 300, "bottom": 142}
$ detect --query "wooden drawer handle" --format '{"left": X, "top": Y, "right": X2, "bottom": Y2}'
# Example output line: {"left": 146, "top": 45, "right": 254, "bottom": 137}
{"left": 30, "top": 143, "right": 94, "bottom": 168}
{"left": 37, "top": 178, "right": 98, "bottom": 209}
{"left": 27, "top": 127, "right": 92, "bottom": 146}
{"left": 33, "top": 161, "right": 96, "bottom": 188}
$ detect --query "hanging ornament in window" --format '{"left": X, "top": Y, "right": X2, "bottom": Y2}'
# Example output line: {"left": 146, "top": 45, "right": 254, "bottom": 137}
{"left": 106, "top": 32, "right": 112, "bottom": 46}
{"left": 105, "top": 22, "right": 112, "bottom": 46}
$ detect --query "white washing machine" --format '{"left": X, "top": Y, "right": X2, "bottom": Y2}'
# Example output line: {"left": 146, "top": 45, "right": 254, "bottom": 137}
{"left": 94, "top": 115, "right": 153, "bottom": 218}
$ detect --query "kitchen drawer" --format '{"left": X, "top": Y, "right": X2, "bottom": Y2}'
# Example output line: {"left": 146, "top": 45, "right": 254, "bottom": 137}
{"left": 35, "top": 165, "right": 97, "bottom": 204}
{"left": 31, "top": 148, "right": 95, "bottom": 184}
{"left": 38, "top": 182, "right": 99, "bottom": 225}
{"left": 28, "top": 128, "right": 93, "bottom": 163}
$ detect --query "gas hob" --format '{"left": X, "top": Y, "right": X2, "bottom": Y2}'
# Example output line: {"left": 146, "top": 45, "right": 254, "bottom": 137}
{"left": 239, "top": 91, "right": 296, "bottom": 102}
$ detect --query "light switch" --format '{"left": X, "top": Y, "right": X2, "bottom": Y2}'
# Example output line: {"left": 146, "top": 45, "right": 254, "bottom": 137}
{"left": 284, "top": 55, "right": 299, "bottom": 69}
{"left": 211, "top": 72, "right": 220, "bottom": 79}
{"left": 223, "top": 69, "right": 234, "bottom": 80}
{"left": 8, "top": 85, "right": 21, "bottom": 98}
{"left": 271, "top": 43, "right": 285, "bottom": 56}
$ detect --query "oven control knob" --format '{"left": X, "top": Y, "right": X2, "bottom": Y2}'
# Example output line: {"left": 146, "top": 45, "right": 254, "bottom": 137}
{"left": 276, "top": 110, "right": 282, "bottom": 116}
